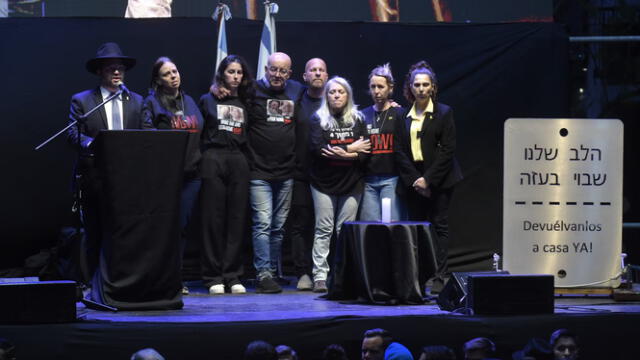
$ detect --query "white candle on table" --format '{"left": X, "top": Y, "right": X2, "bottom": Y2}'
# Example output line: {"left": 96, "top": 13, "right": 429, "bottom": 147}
{"left": 381, "top": 197, "right": 391, "bottom": 223}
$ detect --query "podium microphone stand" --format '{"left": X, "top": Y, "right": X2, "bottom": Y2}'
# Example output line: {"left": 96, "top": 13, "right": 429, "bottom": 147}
{"left": 35, "top": 90, "right": 123, "bottom": 312}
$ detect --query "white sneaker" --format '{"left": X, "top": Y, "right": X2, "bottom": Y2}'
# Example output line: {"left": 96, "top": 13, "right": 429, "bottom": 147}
{"left": 296, "top": 274, "right": 313, "bottom": 291}
{"left": 209, "top": 284, "right": 225, "bottom": 295}
{"left": 230, "top": 284, "right": 246, "bottom": 294}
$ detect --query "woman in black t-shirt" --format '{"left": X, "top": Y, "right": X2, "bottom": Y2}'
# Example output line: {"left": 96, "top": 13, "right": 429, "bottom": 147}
{"left": 308, "top": 76, "right": 371, "bottom": 292}
{"left": 199, "top": 55, "right": 256, "bottom": 295}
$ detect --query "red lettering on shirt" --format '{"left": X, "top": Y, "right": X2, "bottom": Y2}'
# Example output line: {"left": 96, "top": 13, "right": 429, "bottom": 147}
{"left": 171, "top": 114, "right": 199, "bottom": 133}
{"left": 370, "top": 133, "right": 394, "bottom": 154}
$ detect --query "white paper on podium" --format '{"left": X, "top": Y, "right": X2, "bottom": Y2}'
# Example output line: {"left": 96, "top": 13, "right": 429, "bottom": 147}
{"left": 503, "top": 118, "right": 623, "bottom": 288}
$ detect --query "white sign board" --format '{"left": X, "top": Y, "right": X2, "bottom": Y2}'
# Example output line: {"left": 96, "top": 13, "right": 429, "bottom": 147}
{"left": 503, "top": 118, "right": 623, "bottom": 288}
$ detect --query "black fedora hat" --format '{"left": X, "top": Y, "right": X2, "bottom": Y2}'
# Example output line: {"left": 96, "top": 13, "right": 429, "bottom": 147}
{"left": 86, "top": 42, "right": 136, "bottom": 74}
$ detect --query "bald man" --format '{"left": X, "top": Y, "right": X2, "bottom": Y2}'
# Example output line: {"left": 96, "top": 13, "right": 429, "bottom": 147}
{"left": 248, "top": 52, "right": 305, "bottom": 293}
{"left": 289, "top": 58, "right": 328, "bottom": 290}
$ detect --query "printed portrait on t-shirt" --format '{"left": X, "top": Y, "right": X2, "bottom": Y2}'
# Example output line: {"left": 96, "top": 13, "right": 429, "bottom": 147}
{"left": 219, "top": 105, "right": 232, "bottom": 121}
{"left": 279, "top": 100, "right": 294, "bottom": 117}
{"left": 217, "top": 104, "right": 245, "bottom": 134}
{"left": 267, "top": 99, "right": 281, "bottom": 116}
{"left": 266, "top": 99, "right": 294, "bottom": 124}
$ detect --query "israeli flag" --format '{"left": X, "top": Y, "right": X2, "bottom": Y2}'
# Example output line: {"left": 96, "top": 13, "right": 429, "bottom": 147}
{"left": 213, "top": 4, "right": 231, "bottom": 72}
{"left": 256, "top": 2, "right": 279, "bottom": 80}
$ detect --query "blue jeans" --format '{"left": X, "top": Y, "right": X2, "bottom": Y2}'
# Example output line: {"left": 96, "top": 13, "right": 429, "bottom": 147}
{"left": 250, "top": 178, "right": 293, "bottom": 278}
{"left": 310, "top": 185, "right": 361, "bottom": 281}
{"left": 359, "top": 175, "right": 403, "bottom": 222}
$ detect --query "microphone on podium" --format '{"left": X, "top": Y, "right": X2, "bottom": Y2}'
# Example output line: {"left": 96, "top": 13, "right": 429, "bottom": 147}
{"left": 118, "top": 82, "right": 130, "bottom": 95}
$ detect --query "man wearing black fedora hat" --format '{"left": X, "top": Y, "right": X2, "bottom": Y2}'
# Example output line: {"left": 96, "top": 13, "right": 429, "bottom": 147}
{"left": 67, "top": 42, "right": 144, "bottom": 284}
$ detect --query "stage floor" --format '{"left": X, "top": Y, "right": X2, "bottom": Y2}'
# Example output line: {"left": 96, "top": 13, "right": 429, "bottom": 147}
{"left": 80, "top": 279, "right": 640, "bottom": 323}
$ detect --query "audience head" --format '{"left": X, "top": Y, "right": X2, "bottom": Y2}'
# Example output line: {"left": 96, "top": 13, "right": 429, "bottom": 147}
{"left": 323, "top": 344, "right": 349, "bottom": 360}
{"left": 130, "top": 348, "right": 165, "bottom": 360}
{"left": 549, "top": 329, "right": 578, "bottom": 360}
{"left": 362, "top": 328, "right": 393, "bottom": 360}
{"left": 0, "top": 338, "right": 16, "bottom": 360}
{"left": 512, "top": 338, "right": 551, "bottom": 360}
{"left": 265, "top": 52, "right": 292, "bottom": 90}
{"left": 150, "top": 56, "right": 180, "bottom": 95}
{"left": 384, "top": 342, "right": 414, "bottom": 360}
{"left": 403, "top": 60, "right": 438, "bottom": 104}
{"left": 245, "top": 340, "right": 278, "bottom": 360}
{"left": 463, "top": 337, "right": 496, "bottom": 360}
{"left": 215, "top": 54, "right": 256, "bottom": 100}
{"left": 418, "top": 345, "right": 456, "bottom": 360}
{"left": 276, "top": 344, "right": 298, "bottom": 360}
{"left": 303, "top": 58, "right": 329, "bottom": 92}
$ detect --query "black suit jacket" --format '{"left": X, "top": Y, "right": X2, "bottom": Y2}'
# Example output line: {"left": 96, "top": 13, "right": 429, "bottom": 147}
{"left": 394, "top": 102, "right": 463, "bottom": 190}
{"left": 67, "top": 87, "right": 144, "bottom": 154}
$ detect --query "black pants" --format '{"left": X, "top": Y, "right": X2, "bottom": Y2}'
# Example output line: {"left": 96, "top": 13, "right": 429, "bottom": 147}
{"left": 289, "top": 179, "right": 315, "bottom": 277}
{"left": 406, "top": 186, "right": 453, "bottom": 277}
{"left": 200, "top": 150, "right": 249, "bottom": 287}
{"left": 76, "top": 157, "right": 103, "bottom": 286}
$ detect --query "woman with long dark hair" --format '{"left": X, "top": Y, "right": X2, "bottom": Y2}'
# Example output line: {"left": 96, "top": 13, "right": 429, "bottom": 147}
{"left": 308, "top": 76, "right": 370, "bottom": 292}
{"left": 199, "top": 55, "right": 256, "bottom": 294}
{"left": 142, "top": 56, "right": 204, "bottom": 295}
{"left": 396, "top": 61, "right": 463, "bottom": 294}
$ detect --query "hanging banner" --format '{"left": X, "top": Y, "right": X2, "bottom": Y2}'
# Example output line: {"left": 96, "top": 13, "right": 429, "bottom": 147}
{"left": 503, "top": 118, "right": 623, "bottom": 288}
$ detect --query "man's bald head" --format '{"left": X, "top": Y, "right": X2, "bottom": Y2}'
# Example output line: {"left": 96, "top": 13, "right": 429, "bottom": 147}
{"left": 303, "top": 58, "right": 328, "bottom": 96}
{"left": 265, "top": 52, "right": 292, "bottom": 90}
{"left": 305, "top": 58, "right": 326, "bottom": 73}
{"left": 268, "top": 52, "right": 292, "bottom": 68}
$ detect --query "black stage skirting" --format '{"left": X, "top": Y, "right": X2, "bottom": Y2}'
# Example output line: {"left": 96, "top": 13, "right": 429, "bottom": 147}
{"left": 0, "top": 305, "right": 638, "bottom": 360}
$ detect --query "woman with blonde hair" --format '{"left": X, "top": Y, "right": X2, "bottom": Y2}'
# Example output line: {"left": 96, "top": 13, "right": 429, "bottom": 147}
{"left": 308, "top": 76, "right": 371, "bottom": 292}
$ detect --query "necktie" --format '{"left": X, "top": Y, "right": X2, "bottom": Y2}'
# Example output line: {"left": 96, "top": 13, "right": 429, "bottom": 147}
{"left": 111, "top": 92, "right": 123, "bottom": 130}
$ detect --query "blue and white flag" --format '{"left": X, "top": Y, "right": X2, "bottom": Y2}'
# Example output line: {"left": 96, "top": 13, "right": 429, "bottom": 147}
{"left": 213, "top": 3, "right": 231, "bottom": 71}
{"left": 256, "top": 2, "right": 279, "bottom": 80}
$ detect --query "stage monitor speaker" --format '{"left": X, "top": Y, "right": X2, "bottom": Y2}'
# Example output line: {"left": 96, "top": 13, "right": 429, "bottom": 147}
{"left": 437, "top": 271, "right": 508, "bottom": 312}
{"left": 437, "top": 272, "right": 554, "bottom": 315}
{"left": 0, "top": 280, "right": 77, "bottom": 323}
{"left": 467, "top": 273, "right": 554, "bottom": 315}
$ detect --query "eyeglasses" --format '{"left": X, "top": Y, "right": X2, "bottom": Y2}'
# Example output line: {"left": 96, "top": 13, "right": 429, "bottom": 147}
{"left": 103, "top": 65, "right": 126, "bottom": 73}
{"left": 268, "top": 66, "right": 291, "bottom": 75}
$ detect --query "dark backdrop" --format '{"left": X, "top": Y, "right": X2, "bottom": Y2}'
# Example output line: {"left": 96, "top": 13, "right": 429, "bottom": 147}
{"left": 0, "top": 18, "right": 570, "bottom": 272}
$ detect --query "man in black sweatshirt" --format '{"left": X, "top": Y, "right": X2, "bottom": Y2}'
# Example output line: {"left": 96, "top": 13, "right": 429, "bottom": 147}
{"left": 289, "top": 58, "right": 328, "bottom": 291}
{"left": 248, "top": 52, "right": 304, "bottom": 293}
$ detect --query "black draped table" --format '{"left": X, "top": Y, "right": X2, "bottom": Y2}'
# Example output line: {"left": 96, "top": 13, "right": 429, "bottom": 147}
{"left": 90, "top": 130, "right": 188, "bottom": 310}
{"left": 327, "top": 221, "right": 438, "bottom": 305}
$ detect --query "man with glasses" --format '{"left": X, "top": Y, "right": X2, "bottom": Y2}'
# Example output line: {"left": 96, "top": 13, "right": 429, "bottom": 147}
{"left": 248, "top": 52, "right": 305, "bottom": 293}
{"left": 67, "top": 42, "right": 144, "bottom": 285}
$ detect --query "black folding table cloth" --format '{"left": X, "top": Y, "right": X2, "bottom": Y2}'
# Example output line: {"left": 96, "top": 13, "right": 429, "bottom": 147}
{"left": 90, "top": 130, "right": 188, "bottom": 310}
{"left": 327, "top": 221, "right": 438, "bottom": 305}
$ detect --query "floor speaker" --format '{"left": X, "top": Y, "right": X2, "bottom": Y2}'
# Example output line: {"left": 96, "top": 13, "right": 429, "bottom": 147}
{"left": 0, "top": 280, "right": 77, "bottom": 323}
{"left": 437, "top": 271, "right": 509, "bottom": 312}
{"left": 437, "top": 272, "right": 554, "bottom": 315}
